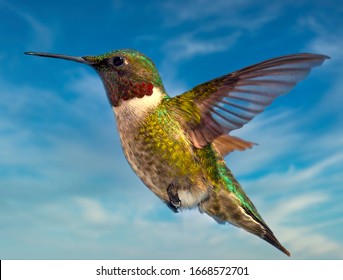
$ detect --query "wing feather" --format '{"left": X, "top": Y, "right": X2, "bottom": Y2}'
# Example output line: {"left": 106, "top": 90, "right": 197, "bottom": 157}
{"left": 174, "top": 53, "right": 329, "bottom": 148}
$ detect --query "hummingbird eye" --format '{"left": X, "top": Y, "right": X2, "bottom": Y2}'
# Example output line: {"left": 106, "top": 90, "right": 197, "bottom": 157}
{"left": 112, "top": 56, "right": 124, "bottom": 67}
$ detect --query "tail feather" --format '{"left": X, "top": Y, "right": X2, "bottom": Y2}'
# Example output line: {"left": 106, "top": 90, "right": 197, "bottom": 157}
{"left": 196, "top": 144, "right": 290, "bottom": 256}
{"left": 244, "top": 207, "right": 291, "bottom": 256}
{"left": 263, "top": 228, "right": 291, "bottom": 257}
{"left": 199, "top": 186, "right": 291, "bottom": 257}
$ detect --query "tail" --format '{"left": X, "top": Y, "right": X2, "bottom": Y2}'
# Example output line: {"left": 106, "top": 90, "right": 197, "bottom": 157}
{"left": 199, "top": 170, "right": 290, "bottom": 257}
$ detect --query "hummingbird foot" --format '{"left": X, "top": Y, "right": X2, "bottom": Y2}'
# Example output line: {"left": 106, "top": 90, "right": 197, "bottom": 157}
{"left": 167, "top": 183, "right": 181, "bottom": 211}
{"left": 166, "top": 203, "right": 179, "bottom": 213}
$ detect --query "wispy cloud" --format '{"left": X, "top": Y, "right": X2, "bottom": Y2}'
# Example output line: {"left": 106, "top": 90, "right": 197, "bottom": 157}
{"left": 74, "top": 196, "right": 124, "bottom": 225}
{"left": 299, "top": 16, "right": 343, "bottom": 120}
{"left": 0, "top": 71, "right": 129, "bottom": 202}
{"left": 159, "top": 0, "right": 284, "bottom": 63}
{"left": 161, "top": 0, "right": 281, "bottom": 31}
{"left": 1, "top": 0, "right": 54, "bottom": 49}
{"left": 163, "top": 32, "right": 241, "bottom": 61}
{"left": 160, "top": 31, "right": 240, "bottom": 96}
{"left": 157, "top": 0, "right": 298, "bottom": 99}
{"left": 279, "top": 226, "right": 343, "bottom": 258}
{"left": 300, "top": 16, "right": 343, "bottom": 61}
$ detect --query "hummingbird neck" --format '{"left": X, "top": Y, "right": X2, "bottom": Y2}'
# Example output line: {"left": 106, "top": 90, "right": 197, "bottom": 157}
{"left": 113, "top": 86, "right": 167, "bottom": 127}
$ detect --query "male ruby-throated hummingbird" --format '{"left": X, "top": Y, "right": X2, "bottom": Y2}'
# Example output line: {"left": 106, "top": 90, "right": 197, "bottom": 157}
{"left": 25, "top": 49, "right": 329, "bottom": 256}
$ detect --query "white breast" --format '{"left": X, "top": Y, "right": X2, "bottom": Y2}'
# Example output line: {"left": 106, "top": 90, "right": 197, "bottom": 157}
{"left": 113, "top": 87, "right": 165, "bottom": 123}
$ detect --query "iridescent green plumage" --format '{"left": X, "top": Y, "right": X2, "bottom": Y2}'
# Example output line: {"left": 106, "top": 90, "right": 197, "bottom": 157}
{"left": 25, "top": 49, "right": 329, "bottom": 257}
{"left": 144, "top": 96, "right": 259, "bottom": 215}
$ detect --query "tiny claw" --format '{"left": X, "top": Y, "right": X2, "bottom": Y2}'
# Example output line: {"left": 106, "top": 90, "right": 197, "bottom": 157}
{"left": 166, "top": 202, "right": 179, "bottom": 213}
{"left": 167, "top": 183, "right": 181, "bottom": 209}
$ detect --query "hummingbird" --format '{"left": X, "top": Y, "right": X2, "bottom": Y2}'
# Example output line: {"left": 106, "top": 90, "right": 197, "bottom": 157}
{"left": 25, "top": 49, "right": 328, "bottom": 256}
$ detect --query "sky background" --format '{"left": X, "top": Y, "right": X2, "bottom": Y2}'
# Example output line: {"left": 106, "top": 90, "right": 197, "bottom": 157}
{"left": 0, "top": 0, "right": 342, "bottom": 260}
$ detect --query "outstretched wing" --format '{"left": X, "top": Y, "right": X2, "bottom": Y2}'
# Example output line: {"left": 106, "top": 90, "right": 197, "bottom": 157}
{"left": 172, "top": 53, "right": 329, "bottom": 148}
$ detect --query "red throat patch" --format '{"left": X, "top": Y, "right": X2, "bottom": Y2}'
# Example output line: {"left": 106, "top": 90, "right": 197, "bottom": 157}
{"left": 121, "top": 82, "right": 154, "bottom": 101}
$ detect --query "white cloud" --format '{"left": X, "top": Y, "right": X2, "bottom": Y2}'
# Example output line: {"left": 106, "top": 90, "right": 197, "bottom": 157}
{"left": 245, "top": 150, "right": 343, "bottom": 195}
{"left": 279, "top": 226, "right": 343, "bottom": 258}
{"left": 268, "top": 193, "right": 329, "bottom": 222}
{"left": 0, "top": 71, "right": 137, "bottom": 208}
{"left": 6, "top": 183, "right": 340, "bottom": 259}
{"left": 164, "top": 32, "right": 241, "bottom": 61}
{"left": 73, "top": 196, "right": 124, "bottom": 225}
{"left": 227, "top": 109, "right": 305, "bottom": 176}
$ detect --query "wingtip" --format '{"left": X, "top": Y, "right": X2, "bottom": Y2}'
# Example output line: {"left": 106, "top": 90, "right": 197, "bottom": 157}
{"left": 304, "top": 53, "right": 330, "bottom": 60}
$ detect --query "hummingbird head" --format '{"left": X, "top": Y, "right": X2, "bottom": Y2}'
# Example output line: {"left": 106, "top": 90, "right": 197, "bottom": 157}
{"left": 25, "top": 49, "right": 165, "bottom": 107}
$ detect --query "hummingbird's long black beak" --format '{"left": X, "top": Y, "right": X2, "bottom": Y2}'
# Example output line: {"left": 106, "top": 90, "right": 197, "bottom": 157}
{"left": 24, "top": 52, "right": 90, "bottom": 64}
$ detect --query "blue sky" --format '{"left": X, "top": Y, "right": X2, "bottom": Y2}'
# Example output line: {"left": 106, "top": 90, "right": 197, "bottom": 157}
{"left": 0, "top": 0, "right": 342, "bottom": 259}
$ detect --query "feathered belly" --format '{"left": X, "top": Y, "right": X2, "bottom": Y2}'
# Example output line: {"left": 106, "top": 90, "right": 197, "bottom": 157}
{"left": 117, "top": 120, "right": 210, "bottom": 208}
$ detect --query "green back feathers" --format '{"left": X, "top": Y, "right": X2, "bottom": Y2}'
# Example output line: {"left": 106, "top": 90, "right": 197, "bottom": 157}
{"left": 194, "top": 145, "right": 263, "bottom": 222}
{"left": 141, "top": 97, "right": 263, "bottom": 223}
